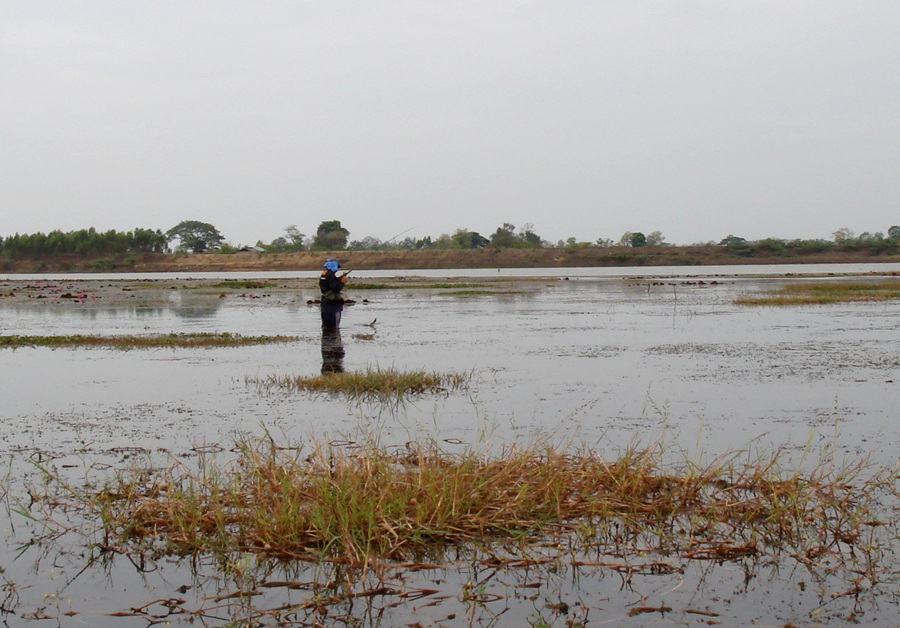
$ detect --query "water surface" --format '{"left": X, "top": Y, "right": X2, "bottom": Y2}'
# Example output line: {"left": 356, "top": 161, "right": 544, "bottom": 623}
{"left": 0, "top": 268, "right": 897, "bottom": 626}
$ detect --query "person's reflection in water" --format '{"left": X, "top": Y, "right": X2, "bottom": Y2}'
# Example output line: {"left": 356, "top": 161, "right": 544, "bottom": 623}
{"left": 321, "top": 327, "right": 345, "bottom": 373}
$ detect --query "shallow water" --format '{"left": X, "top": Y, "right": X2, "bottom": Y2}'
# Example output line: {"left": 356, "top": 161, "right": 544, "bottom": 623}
{"left": 0, "top": 269, "right": 898, "bottom": 626}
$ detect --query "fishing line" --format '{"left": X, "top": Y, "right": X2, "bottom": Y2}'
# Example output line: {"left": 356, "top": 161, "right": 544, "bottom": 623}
{"left": 344, "top": 226, "right": 416, "bottom": 275}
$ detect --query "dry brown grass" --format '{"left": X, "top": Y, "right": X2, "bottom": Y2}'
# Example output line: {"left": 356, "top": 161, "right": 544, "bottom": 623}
{"left": 31, "top": 432, "right": 899, "bottom": 574}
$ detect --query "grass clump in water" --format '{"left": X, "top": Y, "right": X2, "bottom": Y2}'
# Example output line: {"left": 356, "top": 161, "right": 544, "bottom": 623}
{"left": 735, "top": 279, "right": 900, "bottom": 305}
{"left": 208, "top": 280, "right": 275, "bottom": 289}
{"left": 350, "top": 282, "right": 488, "bottom": 290}
{"left": 251, "top": 367, "right": 470, "bottom": 401}
{"left": 0, "top": 332, "right": 299, "bottom": 349}
{"left": 440, "top": 289, "right": 497, "bottom": 296}
{"left": 31, "top": 433, "right": 899, "bottom": 574}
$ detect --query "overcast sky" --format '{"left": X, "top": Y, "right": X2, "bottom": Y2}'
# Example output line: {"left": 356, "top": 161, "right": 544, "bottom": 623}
{"left": 2, "top": 1, "right": 898, "bottom": 247}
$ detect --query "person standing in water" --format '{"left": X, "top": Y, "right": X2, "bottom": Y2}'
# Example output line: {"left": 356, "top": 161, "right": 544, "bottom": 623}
{"left": 319, "top": 258, "right": 347, "bottom": 372}
{"left": 319, "top": 257, "right": 348, "bottom": 329}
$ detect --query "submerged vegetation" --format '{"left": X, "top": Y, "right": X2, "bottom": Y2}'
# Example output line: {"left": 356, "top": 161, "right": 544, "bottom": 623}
{"left": 29, "top": 432, "right": 900, "bottom": 576}
{"left": 736, "top": 279, "right": 900, "bottom": 305}
{"left": 251, "top": 367, "right": 471, "bottom": 402}
{"left": 0, "top": 332, "right": 299, "bottom": 349}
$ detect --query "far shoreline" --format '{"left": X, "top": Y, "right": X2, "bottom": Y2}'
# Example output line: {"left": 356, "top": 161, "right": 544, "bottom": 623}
{"left": 3, "top": 245, "right": 900, "bottom": 274}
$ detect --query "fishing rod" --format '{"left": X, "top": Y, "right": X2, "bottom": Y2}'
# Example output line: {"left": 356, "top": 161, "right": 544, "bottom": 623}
{"left": 342, "top": 226, "right": 416, "bottom": 276}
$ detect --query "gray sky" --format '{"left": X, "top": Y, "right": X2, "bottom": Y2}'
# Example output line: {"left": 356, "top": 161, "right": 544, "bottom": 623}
{"left": 2, "top": 1, "right": 899, "bottom": 247}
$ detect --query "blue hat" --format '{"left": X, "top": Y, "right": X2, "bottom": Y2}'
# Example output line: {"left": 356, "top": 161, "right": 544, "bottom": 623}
{"left": 323, "top": 259, "right": 340, "bottom": 272}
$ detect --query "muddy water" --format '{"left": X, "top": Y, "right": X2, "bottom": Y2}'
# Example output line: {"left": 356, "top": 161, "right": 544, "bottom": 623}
{"left": 0, "top": 270, "right": 898, "bottom": 626}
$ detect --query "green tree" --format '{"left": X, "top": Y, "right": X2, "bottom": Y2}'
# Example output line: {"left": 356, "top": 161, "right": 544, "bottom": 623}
{"left": 312, "top": 220, "right": 350, "bottom": 250}
{"left": 451, "top": 229, "right": 489, "bottom": 249}
{"left": 283, "top": 225, "right": 306, "bottom": 251}
{"left": 349, "top": 236, "right": 383, "bottom": 250}
{"left": 488, "top": 222, "right": 542, "bottom": 248}
{"left": 619, "top": 231, "right": 646, "bottom": 247}
{"left": 490, "top": 223, "right": 519, "bottom": 248}
{"left": 832, "top": 227, "right": 855, "bottom": 243}
{"left": 519, "top": 223, "right": 543, "bottom": 246}
{"left": 888, "top": 225, "right": 900, "bottom": 240}
{"left": 430, "top": 233, "right": 455, "bottom": 249}
{"left": 165, "top": 220, "right": 225, "bottom": 253}
{"left": 129, "top": 228, "right": 167, "bottom": 253}
{"left": 396, "top": 236, "right": 433, "bottom": 249}
{"left": 265, "top": 225, "right": 306, "bottom": 252}
{"left": 719, "top": 234, "right": 748, "bottom": 248}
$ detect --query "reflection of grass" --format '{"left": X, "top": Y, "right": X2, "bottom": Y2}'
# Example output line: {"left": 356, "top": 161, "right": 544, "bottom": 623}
{"left": 252, "top": 367, "right": 470, "bottom": 401}
{"left": 735, "top": 280, "right": 900, "bottom": 305}
{"left": 208, "top": 280, "right": 275, "bottom": 289}
{"left": 32, "top": 432, "right": 898, "bottom": 572}
{"left": 0, "top": 332, "right": 298, "bottom": 349}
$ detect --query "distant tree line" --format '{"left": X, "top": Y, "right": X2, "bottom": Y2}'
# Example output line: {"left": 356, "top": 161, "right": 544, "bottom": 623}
{"left": 2, "top": 220, "right": 899, "bottom": 260}
{"left": 718, "top": 227, "right": 900, "bottom": 257}
{"left": 0, "top": 227, "right": 167, "bottom": 258}
{"left": 253, "top": 221, "right": 900, "bottom": 257}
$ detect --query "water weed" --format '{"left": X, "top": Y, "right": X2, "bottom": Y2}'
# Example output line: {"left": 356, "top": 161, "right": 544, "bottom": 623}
{"left": 0, "top": 332, "right": 300, "bottom": 349}
{"left": 250, "top": 367, "right": 471, "bottom": 402}
{"left": 735, "top": 279, "right": 900, "bottom": 305}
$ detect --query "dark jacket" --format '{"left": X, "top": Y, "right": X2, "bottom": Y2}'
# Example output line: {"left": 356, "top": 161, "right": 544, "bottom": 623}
{"left": 319, "top": 269, "right": 346, "bottom": 312}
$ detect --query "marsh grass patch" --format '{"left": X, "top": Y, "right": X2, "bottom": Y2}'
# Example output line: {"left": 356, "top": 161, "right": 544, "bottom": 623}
{"left": 207, "top": 280, "right": 276, "bottom": 290}
{"left": 349, "top": 282, "right": 488, "bottom": 290}
{"left": 250, "top": 367, "right": 471, "bottom": 402}
{"left": 440, "top": 289, "right": 501, "bottom": 296}
{"left": 26, "top": 431, "right": 899, "bottom": 576}
{"left": 735, "top": 279, "right": 900, "bottom": 305}
{"left": 0, "top": 332, "right": 300, "bottom": 349}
